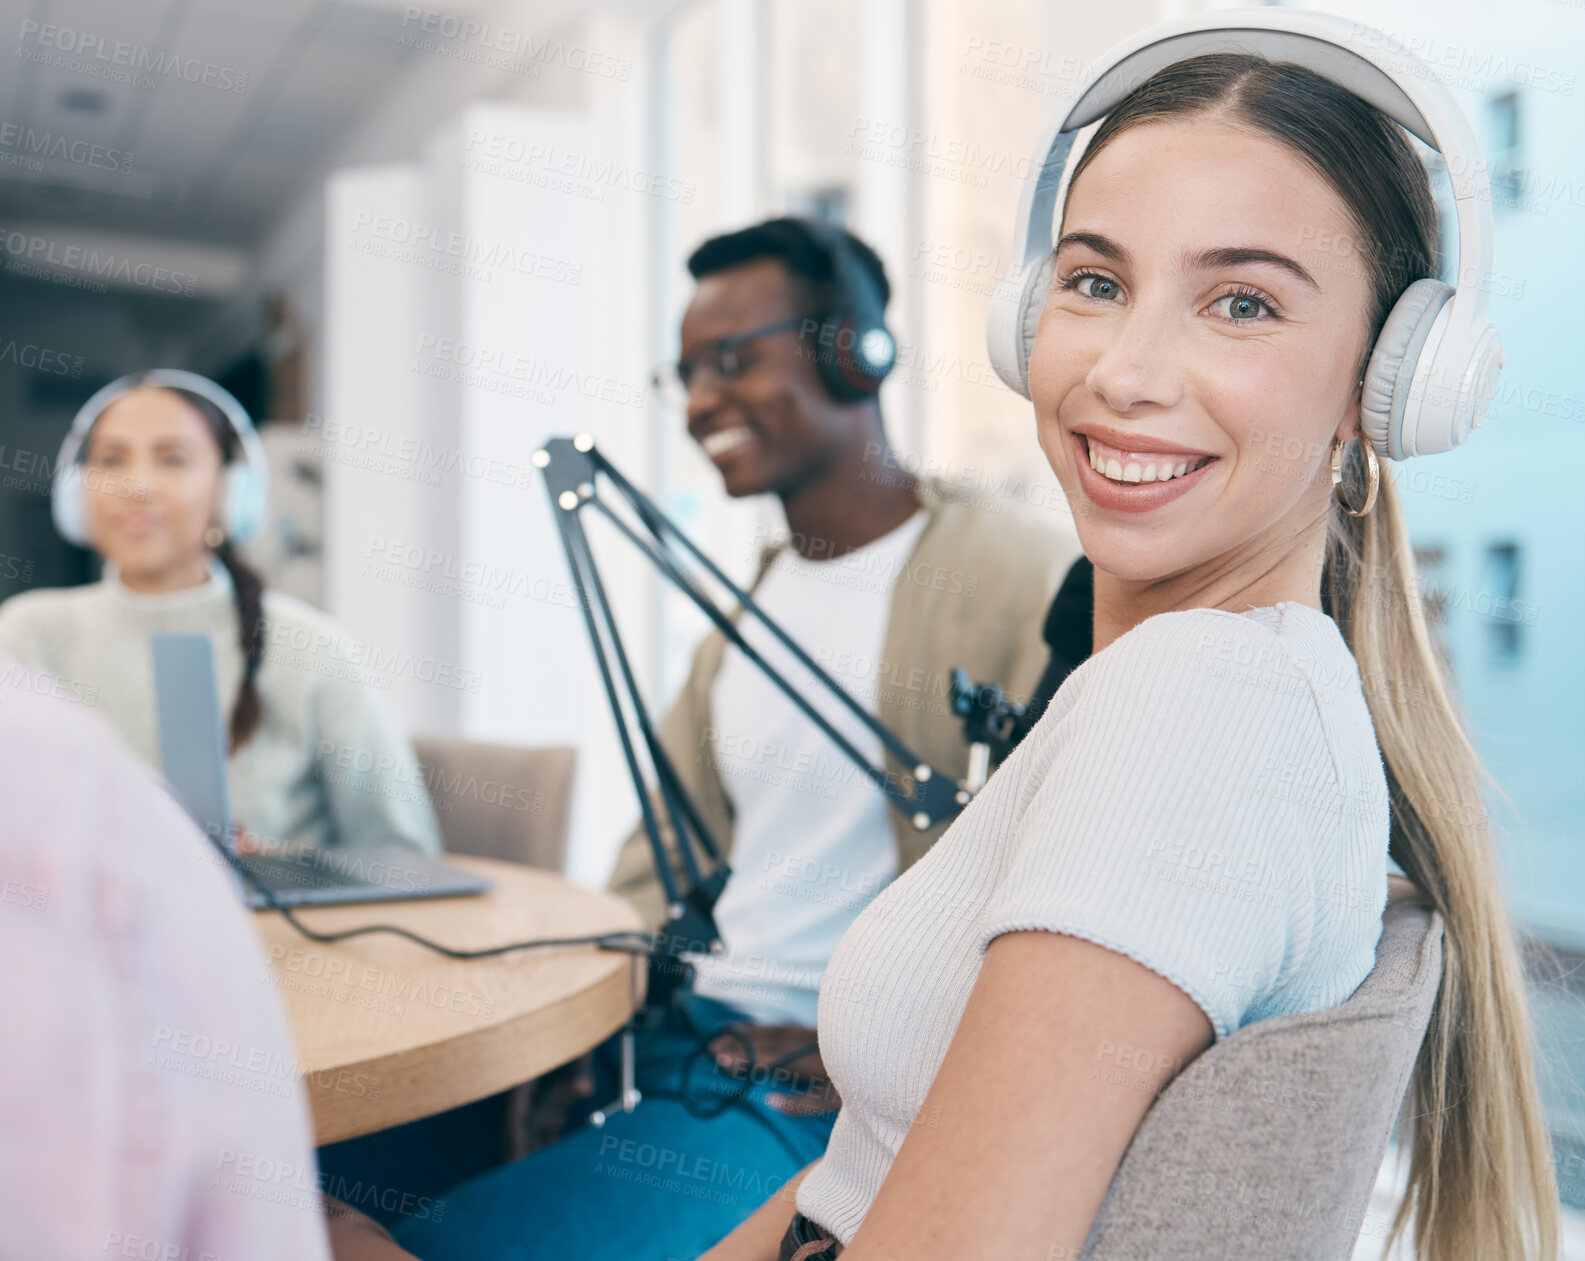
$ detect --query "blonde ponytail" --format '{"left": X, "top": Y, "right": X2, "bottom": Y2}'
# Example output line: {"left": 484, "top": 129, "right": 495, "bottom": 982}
{"left": 1325, "top": 464, "right": 1558, "bottom": 1260}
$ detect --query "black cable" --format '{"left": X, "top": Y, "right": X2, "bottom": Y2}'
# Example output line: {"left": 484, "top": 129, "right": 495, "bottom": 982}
{"left": 206, "top": 828, "right": 655, "bottom": 961}
{"left": 204, "top": 821, "right": 834, "bottom": 1173}
{"left": 210, "top": 829, "right": 832, "bottom": 1149}
{"left": 669, "top": 997, "right": 824, "bottom": 1121}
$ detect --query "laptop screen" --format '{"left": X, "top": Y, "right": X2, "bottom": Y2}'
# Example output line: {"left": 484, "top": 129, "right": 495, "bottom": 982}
{"left": 151, "top": 632, "right": 234, "bottom": 854}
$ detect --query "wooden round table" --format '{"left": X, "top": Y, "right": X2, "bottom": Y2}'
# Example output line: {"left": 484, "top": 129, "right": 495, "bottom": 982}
{"left": 253, "top": 855, "right": 646, "bottom": 1144}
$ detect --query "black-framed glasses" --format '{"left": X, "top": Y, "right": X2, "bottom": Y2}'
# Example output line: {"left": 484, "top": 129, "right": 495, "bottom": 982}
{"left": 651, "top": 314, "right": 817, "bottom": 405}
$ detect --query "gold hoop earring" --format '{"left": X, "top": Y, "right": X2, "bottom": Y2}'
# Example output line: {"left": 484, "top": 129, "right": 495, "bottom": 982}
{"left": 204, "top": 525, "right": 226, "bottom": 549}
{"left": 1331, "top": 436, "right": 1380, "bottom": 518}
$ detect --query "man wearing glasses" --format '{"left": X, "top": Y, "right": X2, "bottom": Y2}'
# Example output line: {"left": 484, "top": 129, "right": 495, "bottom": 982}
{"left": 619, "top": 218, "right": 1077, "bottom": 1225}
{"left": 391, "top": 217, "right": 1079, "bottom": 1261}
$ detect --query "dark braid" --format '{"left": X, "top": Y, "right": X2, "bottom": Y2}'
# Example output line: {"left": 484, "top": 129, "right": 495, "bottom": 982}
{"left": 212, "top": 536, "right": 266, "bottom": 750}
{"left": 147, "top": 382, "right": 269, "bottom": 752}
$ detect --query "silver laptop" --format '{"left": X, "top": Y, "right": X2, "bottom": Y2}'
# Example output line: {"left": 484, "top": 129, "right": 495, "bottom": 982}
{"left": 151, "top": 632, "right": 492, "bottom": 908}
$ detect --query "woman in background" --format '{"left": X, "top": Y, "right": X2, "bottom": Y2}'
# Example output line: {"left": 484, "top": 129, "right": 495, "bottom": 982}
{"left": 0, "top": 369, "right": 440, "bottom": 856}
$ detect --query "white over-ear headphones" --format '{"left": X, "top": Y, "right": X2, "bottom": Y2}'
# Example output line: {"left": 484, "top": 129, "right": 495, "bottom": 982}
{"left": 51, "top": 369, "right": 270, "bottom": 547}
{"left": 985, "top": 7, "right": 1505, "bottom": 462}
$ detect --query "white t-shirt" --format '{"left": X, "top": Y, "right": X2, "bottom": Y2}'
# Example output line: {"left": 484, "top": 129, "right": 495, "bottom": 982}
{"left": 797, "top": 601, "right": 1391, "bottom": 1243}
{"left": 686, "top": 508, "right": 931, "bottom": 1025}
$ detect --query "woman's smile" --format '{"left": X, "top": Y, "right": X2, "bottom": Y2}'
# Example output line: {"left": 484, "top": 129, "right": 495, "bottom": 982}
{"left": 110, "top": 507, "right": 164, "bottom": 536}
{"left": 1069, "top": 429, "right": 1221, "bottom": 515}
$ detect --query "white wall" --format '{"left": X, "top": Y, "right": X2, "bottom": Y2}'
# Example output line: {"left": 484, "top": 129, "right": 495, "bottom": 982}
{"left": 324, "top": 101, "right": 670, "bottom": 887}
{"left": 323, "top": 162, "right": 459, "bottom": 731}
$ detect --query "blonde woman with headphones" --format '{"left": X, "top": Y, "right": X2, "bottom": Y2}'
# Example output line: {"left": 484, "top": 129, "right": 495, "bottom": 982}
{"left": 694, "top": 10, "right": 1557, "bottom": 1261}
{"left": 0, "top": 370, "right": 441, "bottom": 858}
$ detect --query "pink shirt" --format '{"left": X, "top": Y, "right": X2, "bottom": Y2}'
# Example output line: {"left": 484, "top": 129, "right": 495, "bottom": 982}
{"left": 0, "top": 654, "right": 333, "bottom": 1260}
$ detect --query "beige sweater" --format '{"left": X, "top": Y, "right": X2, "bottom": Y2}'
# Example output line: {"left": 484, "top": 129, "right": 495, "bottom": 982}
{"left": 0, "top": 563, "right": 441, "bottom": 855}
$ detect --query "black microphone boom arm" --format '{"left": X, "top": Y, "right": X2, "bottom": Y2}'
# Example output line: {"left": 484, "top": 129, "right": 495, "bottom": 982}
{"left": 534, "top": 434, "right": 972, "bottom": 976}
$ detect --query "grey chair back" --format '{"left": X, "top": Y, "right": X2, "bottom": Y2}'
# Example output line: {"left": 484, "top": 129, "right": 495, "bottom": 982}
{"left": 412, "top": 737, "right": 577, "bottom": 872}
{"left": 1081, "top": 900, "right": 1444, "bottom": 1260}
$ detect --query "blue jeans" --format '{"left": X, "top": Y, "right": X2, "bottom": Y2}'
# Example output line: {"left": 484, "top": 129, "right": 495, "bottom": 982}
{"left": 392, "top": 991, "right": 838, "bottom": 1261}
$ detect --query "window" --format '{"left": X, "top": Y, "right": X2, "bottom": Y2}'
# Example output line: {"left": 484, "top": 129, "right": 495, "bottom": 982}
{"left": 1413, "top": 544, "right": 1449, "bottom": 627}
{"left": 1487, "top": 90, "right": 1524, "bottom": 207}
{"left": 1482, "top": 540, "right": 1524, "bottom": 662}
{"left": 787, "top": 185, "right": 851, "bottom": 226}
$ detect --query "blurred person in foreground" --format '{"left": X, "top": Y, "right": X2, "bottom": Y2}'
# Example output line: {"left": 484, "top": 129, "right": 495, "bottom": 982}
{"left": 0, "top": 657, "right": 423, "bottom": 1260}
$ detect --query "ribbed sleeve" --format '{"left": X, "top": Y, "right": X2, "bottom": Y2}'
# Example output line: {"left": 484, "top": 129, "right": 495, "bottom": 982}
{"left": 973, "top": 608, "right": 1337, "bottom": 1039}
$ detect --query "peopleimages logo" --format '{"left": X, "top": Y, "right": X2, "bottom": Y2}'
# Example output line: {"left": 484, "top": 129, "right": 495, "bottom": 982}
{"left": 0, "top": 227, "right": 199, "bottom": 295}
{"left": 1346, "top": 23, "right": 1575, "bottom": 96}
{"left": 14, "top": 19, "right": 249, "bottom": 93}
{"left": 0, "top": 123, "right": 133, "bottom": 174}
{"left": 412, "top": 335, "right": 646, "bottom": 408}
{"left": 0, "top": 338, "right": 83, "bottom": 377}
{"left": 348, "top": 211, "right": 583, "bottom": 285}
{"left": 462, "top": 129, "right": 696, "bottom": 204}
{"left": 399, "top": 7, "right": 632, "bottom": 80}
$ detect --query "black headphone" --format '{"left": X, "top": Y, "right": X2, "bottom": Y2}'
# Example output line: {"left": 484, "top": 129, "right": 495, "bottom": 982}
{"left": 794, "top": 218, "right": 897, "bottom": 403}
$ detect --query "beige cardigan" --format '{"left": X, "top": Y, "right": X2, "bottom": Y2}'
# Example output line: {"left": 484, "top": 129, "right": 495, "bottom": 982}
{"left": 606, "top": 477, "right": 1083, "bottom": 932}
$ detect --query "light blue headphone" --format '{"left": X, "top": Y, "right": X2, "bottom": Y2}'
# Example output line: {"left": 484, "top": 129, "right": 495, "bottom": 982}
{"left": 51, "top": 369, "right": 270, "bottom": 547}
{"left": 986, "top": 7, "right": 1505, "bottom": 462}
